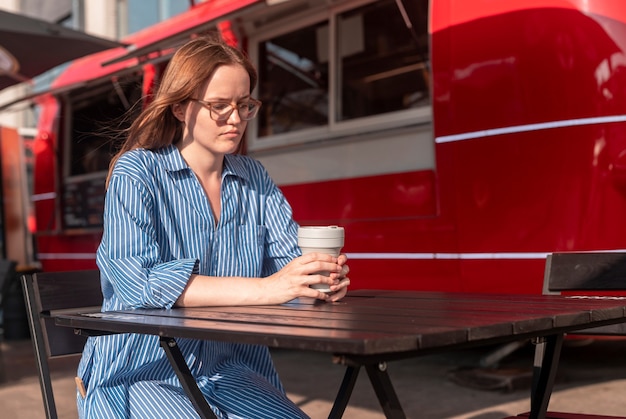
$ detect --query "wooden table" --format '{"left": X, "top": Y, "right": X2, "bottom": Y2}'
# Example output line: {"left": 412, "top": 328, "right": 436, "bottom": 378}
{"left": 54, "top": 290, "right": 626, "bottom": 419}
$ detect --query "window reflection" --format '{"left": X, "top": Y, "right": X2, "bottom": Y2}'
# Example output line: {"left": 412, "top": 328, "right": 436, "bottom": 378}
{"left": 257, "top": 21, "right": 329, "bottom": 137}
{"left": 338, "top": 0, "right": 429, "bottom": 121}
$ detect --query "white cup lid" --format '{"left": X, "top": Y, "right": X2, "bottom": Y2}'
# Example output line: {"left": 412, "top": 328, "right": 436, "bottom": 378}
{"left": 297, "top": 226, "right": 344, "bottom": 240}
{"left": 298, "top": 226, "right": 344, "bottom": 249}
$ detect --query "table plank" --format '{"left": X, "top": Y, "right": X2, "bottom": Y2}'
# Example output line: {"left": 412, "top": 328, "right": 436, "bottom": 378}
{"left": 133, "top": 306, "right": 526, "bottom": 342}
{"left": 56, "top": 310, "right": 438, "bottom": 353}
{"left": 161, "top": 295, "right": 626, "bottom": 336}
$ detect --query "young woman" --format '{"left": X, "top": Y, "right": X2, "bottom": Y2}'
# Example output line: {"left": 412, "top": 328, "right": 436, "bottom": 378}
{"left": 76, "top": 36, "right": 350, "bottom": 418}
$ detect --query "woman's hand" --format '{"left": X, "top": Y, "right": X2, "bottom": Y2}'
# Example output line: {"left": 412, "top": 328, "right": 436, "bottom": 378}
{"left": 267, "top": 253, "right": 350, "bottom": 302}
{"left": 327, "top": 254, "right": 350, "bottom": 302}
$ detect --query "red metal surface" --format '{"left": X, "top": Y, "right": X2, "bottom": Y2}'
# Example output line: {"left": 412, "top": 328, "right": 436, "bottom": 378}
{"left": 427, "top": 0, "right": 626, "bottom": 292}
{"left": 281, "top": 170, "right": 437, "bottom": 223}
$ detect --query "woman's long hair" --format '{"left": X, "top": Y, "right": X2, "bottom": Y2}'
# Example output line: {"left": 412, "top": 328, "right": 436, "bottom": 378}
{"left": 105, "top": 35, "right": 257, "bottom": 187}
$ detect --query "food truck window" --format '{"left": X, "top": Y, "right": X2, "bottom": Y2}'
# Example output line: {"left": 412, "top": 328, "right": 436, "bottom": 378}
{"left": 67, "top": 75, "right": 143, "bottom": 178}
{"left": 62, "top": 73, "right": 143, "bottom": 230}
{"left": 253, "top": 0, "right": 429, "bottom": 146}
{"left": 337, "top": 0, "right": 428, "bottom": 121}
{"left": 257, "top": 20, "right": 329, "bottom": 137}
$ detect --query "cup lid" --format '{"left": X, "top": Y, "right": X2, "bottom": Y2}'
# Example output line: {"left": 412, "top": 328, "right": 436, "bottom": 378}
{"left": 297, "top": 225, "right": 344, "bottom": 239}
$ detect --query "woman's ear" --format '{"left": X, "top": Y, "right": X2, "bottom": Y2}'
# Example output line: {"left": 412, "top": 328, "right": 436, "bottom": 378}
{"left": 171, "top": 103, "right": 186, "bottom": 122}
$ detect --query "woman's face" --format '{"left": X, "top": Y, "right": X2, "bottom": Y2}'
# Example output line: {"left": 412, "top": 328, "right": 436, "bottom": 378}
{"left": 176, "top": 64, "right": 251, "bottom": 157}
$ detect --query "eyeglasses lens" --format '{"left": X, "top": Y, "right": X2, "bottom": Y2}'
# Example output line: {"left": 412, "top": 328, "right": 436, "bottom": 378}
{"left": 212, "top": 102, "right": 259, "bottom": 121}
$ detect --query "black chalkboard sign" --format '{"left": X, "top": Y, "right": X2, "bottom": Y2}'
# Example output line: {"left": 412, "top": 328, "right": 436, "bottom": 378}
{"left": 62, "top": 176, "right": 106, "bottom": 229}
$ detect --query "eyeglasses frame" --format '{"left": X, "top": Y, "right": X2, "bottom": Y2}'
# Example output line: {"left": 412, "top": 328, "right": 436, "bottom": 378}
{"left": 190, "top": 98, "right": 262, "bottom": 121}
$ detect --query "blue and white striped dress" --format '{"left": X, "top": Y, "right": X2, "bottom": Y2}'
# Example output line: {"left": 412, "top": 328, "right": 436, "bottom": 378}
{"left": 77, "top": 145, "right": 308, "bottom": 418}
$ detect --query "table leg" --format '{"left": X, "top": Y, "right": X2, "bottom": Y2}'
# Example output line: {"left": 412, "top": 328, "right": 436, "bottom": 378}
{"left": 159, "top": 337, "right": 217, "bottom": 419}
{"left": 529, "top": 334, "right": 564, "bottom": 419}
{"left": 365, "top": 362, "right": 406, "bottom": 419}
{"left": 329, "top": 365, "right": 361, "bottom": 419}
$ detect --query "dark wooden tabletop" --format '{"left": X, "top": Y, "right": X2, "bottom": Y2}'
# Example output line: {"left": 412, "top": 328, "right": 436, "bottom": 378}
{"left": 54, "top": 290, "right": 626, "bottom": 359}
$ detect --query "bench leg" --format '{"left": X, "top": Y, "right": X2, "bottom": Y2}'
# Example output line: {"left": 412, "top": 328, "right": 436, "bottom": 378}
{"left": 159, "top": 337, "right": 217, "bottom": 419}
{"left": 529, "top": 334, "right": 564, "bottom": 419}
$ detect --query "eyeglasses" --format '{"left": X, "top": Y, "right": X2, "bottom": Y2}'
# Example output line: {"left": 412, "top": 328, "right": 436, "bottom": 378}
{"left": 190, "top": 98, "right": 262, "bottom": 121}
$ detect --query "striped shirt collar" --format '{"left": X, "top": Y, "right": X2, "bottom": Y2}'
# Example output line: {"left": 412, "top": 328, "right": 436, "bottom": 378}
{"left": 157, "top": 144, "right": 250, "bottom": 181}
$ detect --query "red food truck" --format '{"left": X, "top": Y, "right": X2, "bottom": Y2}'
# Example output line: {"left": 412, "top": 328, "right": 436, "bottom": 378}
{"left": 26, "top": 0, "right": 626, "bottom": 293}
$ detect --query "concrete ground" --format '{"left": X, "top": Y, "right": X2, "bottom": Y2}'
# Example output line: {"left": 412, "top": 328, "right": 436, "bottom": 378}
{"left": 2, "top": 337, "right": 626, "bottom": 418}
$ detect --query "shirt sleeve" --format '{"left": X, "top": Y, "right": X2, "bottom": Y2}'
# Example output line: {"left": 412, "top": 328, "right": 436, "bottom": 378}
{"left": 98, "top": 173, "right": 196, "bottom": 309}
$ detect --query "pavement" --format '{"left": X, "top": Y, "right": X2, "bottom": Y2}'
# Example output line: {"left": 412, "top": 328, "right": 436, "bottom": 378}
{"left": 2, "top": 337, "right": 626, "bottom": 418}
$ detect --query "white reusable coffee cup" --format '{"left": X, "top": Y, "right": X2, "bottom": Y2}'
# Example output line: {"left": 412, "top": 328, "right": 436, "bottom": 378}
{"left": 297, "top": 225, "right": 345, "bottom": 292}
